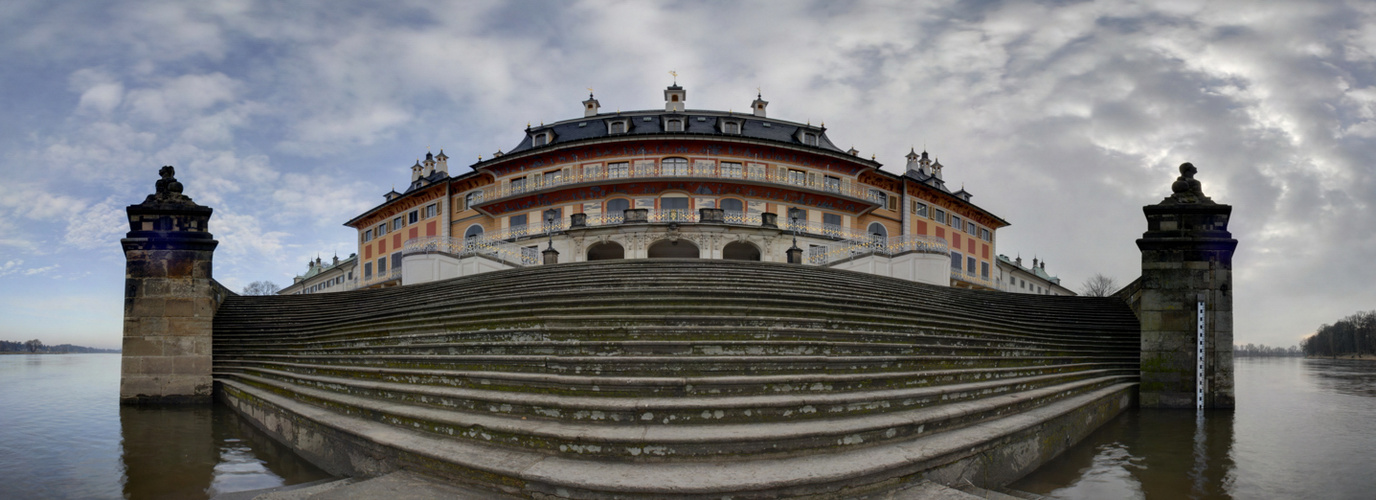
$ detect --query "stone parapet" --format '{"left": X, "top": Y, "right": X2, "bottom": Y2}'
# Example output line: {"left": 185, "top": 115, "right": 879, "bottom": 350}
{"left": 121, "top": 166, "right": 220, "bottom": 404}
{"left": 1136, "top": 163, "right": 1236, "bottom": 409}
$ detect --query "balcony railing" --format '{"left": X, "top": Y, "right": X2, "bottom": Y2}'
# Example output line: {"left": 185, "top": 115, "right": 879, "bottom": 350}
{"left": 950, "top": 269, "right": 995, "bottom": 289}
{"left": 807, "top": 234, "right": 949, "bottom": 265}
{"left": 476, "top": 210, "right": 870, "bottom": 243}
{"left": 484, "top": 165, "right": 882, "bottom": 204}
{"left": 403, "top": 236, "right": 540, "bottom": 267}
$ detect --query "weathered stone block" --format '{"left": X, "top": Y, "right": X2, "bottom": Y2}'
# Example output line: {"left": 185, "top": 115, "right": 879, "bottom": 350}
{"left": 132, "top": 298, "right": 165, "bottom": 317}
{"left": 123, "top": 337, "right": 162, "bottom": 357}
{"left": 165, "top": 298, "right": 195, "bottom": 317}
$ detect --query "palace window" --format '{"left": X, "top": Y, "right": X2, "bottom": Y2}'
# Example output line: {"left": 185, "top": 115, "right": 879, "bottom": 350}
{"left": 950, "top": 215, "right": 961, "bottom": 231}
{"left": 666, "top": 119, "right": 683, "bottom": 132}
{"left": 543, "top": 208, "right": 562, "bottom": 227}
{"left": 913, "top": 201, "right": 929, "bottom": 217}
{"left": 463, "top": 191, "right": 483, "bottom": 211}
{"left": 392, "top": 217, "right": 403, "bottom": 231}
{"left": 510, "top": 177, "right": 527, "bottom": 193}
{"left": 980, "top": 228, "right": 991, "bottom": 241}
{"left": 933, "top": 208, "right": 946, "bottom": 223}
{"left": 722, "top": 162, "right": 743, "bottom": 178}
{"left": 824, "top": 175, "right": 841, "bottom": 193}
{"left": 802, "top": 132, "right": 818, "bottom": 146}
{"left": 464, "top": 224, "right": 484, "bottom": 240}
{"left": 377, "top": 257, "right": 387, "bottom": 274}
{"left": 789, "top": 169, "right": 806, "bottom": 186}
{"left": 408, "top": 210, "right": 419, "bottom": 224}
{"left": 724, "top": 121, "right": 740, "bottom": 134}
{"left": 869, "top": 189, "right": 887, "bottom": 205}
{"left": 966, "top": 221, "right": 977, "bottom": 234}
{"left": 510, "top": 214, "right": 528, "bottom": 230}
{"left": 364, "top": 229, "right": 373, "bottom": 242}
{"left": 982, "top": 262, "right": 990, "bottom": 279}
{"left": 787, "top": 207, "right": 806, "bottom": 225}
{"left": 532, "top": 132, "right": 549, "bottom": 147}
{"left": 608, "top": 162, "right": 629, "bottom": 178}
{"left": 392, "top": 251, "right": 402, "bottom": 272}
{"left": 720, "top": 198, "right": 743, "bottom": 213}
{"left": 377, "top": 223, "right": 387, "bottom": 236}
{"left": 663, "top": 157, "right": 689, "bottom": 176}
{"left": 543, "top": 170, "right": 561, "bottom": 187}
{"left": 951, "top": 251, "right": 963, "bottom": 270}
{"left": 606, "top": 198, "right": 630, "bottom": 217}
{"left": 426, "top": 204, "right": 437, "bottom": 218}
{"left": 609, "top": 121, "right": 626, "bottom": 134}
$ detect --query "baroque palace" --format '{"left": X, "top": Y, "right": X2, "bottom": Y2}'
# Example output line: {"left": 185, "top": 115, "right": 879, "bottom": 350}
{"left": 310, "top": 83, "right": 1042, "bottom": 293}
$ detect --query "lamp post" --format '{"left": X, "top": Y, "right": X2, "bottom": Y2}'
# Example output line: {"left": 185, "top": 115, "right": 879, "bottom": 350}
{"left": 786, "top": 213, "right": 803, "bottom": 264}
{"left": 542, "top": 214, "right": 560, "bottom": 265}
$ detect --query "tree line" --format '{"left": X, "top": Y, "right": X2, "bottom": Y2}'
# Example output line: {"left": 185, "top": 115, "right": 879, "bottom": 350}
{"left": 0, "top": 339, "right": 119, "bottom": 354}
{"left": 1301, "top": 310, "right": 1376, "bottom": 357}
{"left": 1234, "top": 343, "right": 1302, "bottom": 357}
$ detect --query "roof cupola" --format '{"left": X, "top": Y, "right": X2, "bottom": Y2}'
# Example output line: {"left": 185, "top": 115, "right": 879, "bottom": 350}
{"left": 583, "top": 90, "right": 600, "bottom": 117}
{"left": 664, "top": 83, "right": 685, "bottom": 112}
{"left": 751, "top": 91, "right": 768, "bottom": 117}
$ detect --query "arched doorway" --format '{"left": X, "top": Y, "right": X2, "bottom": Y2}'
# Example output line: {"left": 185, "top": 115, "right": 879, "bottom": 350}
{"left": 647, "top": 239, "right": 699, "bottom": 259}
{"left": 463, "top": 224, "right": 485, "bottom": 240}
{"left": 867, "top": 222, "right": 888, "bottom": 239}
{"left": 722, "top": 241, "right": 761, "bottom": 261}
{"left": 587, "top": 241, "right": 625, "bottom": 260}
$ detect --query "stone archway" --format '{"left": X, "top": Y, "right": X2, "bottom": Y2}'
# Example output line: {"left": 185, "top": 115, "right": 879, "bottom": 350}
{"left": 647, "top": 239, "right": 700, "bottom": 259}
{"left": 722, "top": 241, "right": 761, "bottom": 261}
{"left": 587, "top": 241, "right": 625, "bottom": 260}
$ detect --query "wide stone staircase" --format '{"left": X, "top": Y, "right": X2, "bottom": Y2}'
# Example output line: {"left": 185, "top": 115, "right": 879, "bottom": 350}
{"left": 213, "top": 260, "right": 1139, "bottom": 498}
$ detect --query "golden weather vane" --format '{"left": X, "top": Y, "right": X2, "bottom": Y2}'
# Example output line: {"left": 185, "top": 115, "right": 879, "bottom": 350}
{"left": 669, "top": 70, "right": 678, "bottom": 84}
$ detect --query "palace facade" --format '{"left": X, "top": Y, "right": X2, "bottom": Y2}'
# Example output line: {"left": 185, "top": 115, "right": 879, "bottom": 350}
{"left": 340, "top": 84, "right": 1008, "bottom": 290}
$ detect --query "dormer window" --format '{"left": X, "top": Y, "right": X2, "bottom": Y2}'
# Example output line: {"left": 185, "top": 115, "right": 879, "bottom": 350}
{"left": 531, "top": 131, "right": 552, "bottom": 147}
{"left": 720, "top": 119, "right": 742, "bottom": 134}
{"left": 666, "top": 119, "right": 683, "bottom": 132}
{"left": 803, "top": 132, "right": 818, "bottom": 146}
{"left": 607, "top": 119, "right": 628, "bottom": 134}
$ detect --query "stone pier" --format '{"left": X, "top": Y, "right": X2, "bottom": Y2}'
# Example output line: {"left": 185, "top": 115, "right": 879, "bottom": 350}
{"left": 120, "top": 166, "right": 221, "bottom": 404}
{"left": 1136, "top": 163, "right": 1237, "bottom": 409}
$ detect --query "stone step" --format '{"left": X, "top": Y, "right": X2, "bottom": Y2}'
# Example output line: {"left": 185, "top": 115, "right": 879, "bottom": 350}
{"left": 213, "top": 359, "right": 1133, "bottom": 397}
{"left": 218, "top": 372, "right": 1132, "bottom": 459}
{"left": 215, "top": 352, "right": 1137, "bottom": 377}
{"left": 217, "top": 365, "right": 1136, "bottom": 427}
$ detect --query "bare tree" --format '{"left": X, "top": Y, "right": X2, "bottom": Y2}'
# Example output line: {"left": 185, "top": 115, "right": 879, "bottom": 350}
{"left": 1080, "top": 274, "right": 1119, "bottom": 297}
{"left": 241, "top": 281, "right": 281, "bottom": 296}
{"left": 24, "top": 339, "right": 43, "bottom": 353}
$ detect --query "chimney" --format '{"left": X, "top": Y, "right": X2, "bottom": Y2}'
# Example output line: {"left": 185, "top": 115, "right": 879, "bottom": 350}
{"left": 434, "top": 150, "right": 448, "bottom": 175}
{"left": 905, "top": 148, "right": 920, "bottom": 173}
{"left": 410, "top": 160, "right": 423, "bottom": 182}
{"left": 423, "top": 152, "right": 436, "bottom": 177}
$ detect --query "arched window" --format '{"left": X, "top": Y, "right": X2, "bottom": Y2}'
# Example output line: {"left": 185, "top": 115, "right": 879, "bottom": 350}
{"left": 722, "top": 241, "right": 761, "bottom": 261}
{"left": 660, "top": 195, "right": 690, "bottom": 222}
{"left": 648, "top": 239, "right": 699, "bottom": 259}
{"left": 606, "top": 198, "right": 630, "bottom": 216}
{"left": 464, "top": 224, "right": 485, "bottom": 240}
{"left": 666, "top": 119, "right": 683, "bottom": 132}
{"left": 720, "top": 198, "right": 744, "bottom": 213}
{"left": 662, "top": 157, "right": 689, "bottom": 176}
{"left": 587, "top": 242, "right": 625, "bottom": 260}
{"left": 868, "top": 222, "right": 888, "bottom": 241}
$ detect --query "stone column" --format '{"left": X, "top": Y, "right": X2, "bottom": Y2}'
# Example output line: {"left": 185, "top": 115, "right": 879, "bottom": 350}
{"left": 120, "top": 166, "right": 220, "bottom": 404}
{"left": 1136, "top": 163, "right": 1237, "bottom": 409}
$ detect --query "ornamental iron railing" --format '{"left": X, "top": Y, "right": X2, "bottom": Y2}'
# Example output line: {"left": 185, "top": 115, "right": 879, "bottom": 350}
{"left": 483, "top": 163, "right": 882, "bottom": 204}
{"left": 807, "top": 234, "right": 950, "bottom": 265}
{"left": 403, "top": 236, "right": 540, "bottom": 267}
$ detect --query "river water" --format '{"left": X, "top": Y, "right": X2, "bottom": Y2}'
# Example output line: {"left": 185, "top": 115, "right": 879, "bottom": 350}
{"left": 1, "top": 355, "right": 1373, "bottom": 499}
{"left": 1013, "top": 357, "right": 1376, "bottom": 499}
{"left": 0, "top": 354, "right": 330, "bottom": 499}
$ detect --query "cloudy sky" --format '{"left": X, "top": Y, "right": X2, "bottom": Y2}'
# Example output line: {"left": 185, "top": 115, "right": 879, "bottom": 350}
{"left": 2, "top": 0, "right": 1373, "bottom": 349}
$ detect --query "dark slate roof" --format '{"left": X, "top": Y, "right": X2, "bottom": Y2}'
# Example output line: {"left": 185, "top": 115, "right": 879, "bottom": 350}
{"left": 505, "top": 110, "right": 845, "bottom": 155}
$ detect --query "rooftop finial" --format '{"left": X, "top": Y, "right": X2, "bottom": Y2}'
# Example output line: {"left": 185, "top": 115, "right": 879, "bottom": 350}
{"left": 669, "top": 70, "right": 678, "bottom": 85}
{"left": 587, "top": 87, "right": 594, "bottom": 98}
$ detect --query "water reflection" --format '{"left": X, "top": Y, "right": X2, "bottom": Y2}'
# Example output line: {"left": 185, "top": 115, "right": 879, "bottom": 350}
{"left": 120, "top": 403, "right": 331, "bottom": 499}
{"left": 1014, "top": 358, "right": 1376, "bottom": 500}
{"left": 0, "top": 354, "right": 330, "bottom": 500}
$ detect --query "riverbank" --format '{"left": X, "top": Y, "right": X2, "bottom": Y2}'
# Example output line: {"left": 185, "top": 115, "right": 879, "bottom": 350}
{"left": 1305, "top": 354, "right": 1376, "bottom": 361}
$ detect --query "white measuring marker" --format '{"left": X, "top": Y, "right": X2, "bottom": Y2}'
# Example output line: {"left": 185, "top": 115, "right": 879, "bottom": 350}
{"left": 1197, "top": 300, "right": 1205, "bottom": 411}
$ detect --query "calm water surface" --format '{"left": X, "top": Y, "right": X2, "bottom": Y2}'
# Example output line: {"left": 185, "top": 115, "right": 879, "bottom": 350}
{"left": 4, "top": 355, "right": 1374, "bottom": 499}
{"left": 0, "top": 354, "right": 330, "bottom": 499}
{"left": 1013, "top": 357, "right": 1376, "bottom": 499}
